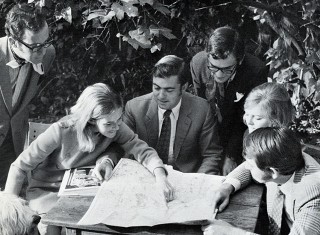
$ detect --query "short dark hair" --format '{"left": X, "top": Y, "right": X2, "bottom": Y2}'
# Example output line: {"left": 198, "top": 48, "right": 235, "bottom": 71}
{"left": 243, "top": 127, "right": 304, "bottom": 175}
{"left": 152, "top": 55, "right": 187, "bottom": 85}
{"left": 5, "top": 3, "right": 46, "bottom": 39}
{"left": 206, "top": 26, "right": 245, "bottom": 62}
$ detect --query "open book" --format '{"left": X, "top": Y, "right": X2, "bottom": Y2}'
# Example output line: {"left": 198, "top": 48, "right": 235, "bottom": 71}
{"left": 58, "top": 166, "right": 101, "bottom": 196}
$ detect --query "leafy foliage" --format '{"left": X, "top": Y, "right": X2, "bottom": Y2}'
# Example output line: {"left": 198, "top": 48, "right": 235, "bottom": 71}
{"left": 1, "top": 0, "right": 319, "bottom": 138}
{"left": 245, "top": 0, "right": 320, "bottom": 135}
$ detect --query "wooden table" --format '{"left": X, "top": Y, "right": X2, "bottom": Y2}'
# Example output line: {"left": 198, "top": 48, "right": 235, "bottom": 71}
{"left": 42, "top": 183, "right": 264, "bottom": 235}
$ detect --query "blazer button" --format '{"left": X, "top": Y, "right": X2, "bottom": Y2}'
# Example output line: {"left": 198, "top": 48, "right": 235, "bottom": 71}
{"left": 56, "top": 164, "right": 60, "bottom": 169}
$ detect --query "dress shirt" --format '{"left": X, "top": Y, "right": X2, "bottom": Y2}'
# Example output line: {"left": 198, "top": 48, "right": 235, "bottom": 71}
{"left": 7, "top": 59, "right": 44, "bottom": 75}
{"left": 158, "top": 99, "right": 181, "bottom": 164}
{"left": 278, "top": 173, "right": 295, "bottom": 229}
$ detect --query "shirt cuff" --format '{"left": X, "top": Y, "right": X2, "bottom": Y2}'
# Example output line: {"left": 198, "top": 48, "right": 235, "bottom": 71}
{"left": 224, "top": 177, "right": 241, "bottom": 192}
{"left": 99, "top": 157, "right": 115, "bottom": 168}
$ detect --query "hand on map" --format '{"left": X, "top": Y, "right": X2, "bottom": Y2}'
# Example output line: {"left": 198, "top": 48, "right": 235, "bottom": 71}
{"left": 154, "top": 167, "right": 175, "bottom": 202}
{"left": 211, "top": 183, "right": 234, "bottom": 212}
{"left": 92, "top": 159, "right": 114, "bottom": 181}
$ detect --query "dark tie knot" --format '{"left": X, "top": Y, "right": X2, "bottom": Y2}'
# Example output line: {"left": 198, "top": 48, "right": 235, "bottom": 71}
{"left": 164, "top": 110, "right": 172, "bottom": 118}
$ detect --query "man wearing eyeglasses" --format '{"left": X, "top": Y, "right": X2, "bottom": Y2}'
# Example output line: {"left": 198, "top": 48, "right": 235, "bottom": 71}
{"left": 0, "top": 3, "right": 55, "bottom": 189}
{"left": 190, "top": 26, "right": 268, "bottom": 175}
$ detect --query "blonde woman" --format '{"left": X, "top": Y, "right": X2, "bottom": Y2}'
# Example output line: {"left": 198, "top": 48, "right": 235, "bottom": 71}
{"left": 243, "top": 82, "right": 295, "bottom": 134}
{"left": 5, "top": 83, "right": 173, "bottom": 235}
{"left": 223, "top": 82, "right": 295, "bottom": 175}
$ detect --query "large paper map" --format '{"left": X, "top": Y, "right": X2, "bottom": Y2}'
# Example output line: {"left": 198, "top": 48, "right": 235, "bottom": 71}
{"left": 78, "top": 158, "right": 224, "bottom": 227}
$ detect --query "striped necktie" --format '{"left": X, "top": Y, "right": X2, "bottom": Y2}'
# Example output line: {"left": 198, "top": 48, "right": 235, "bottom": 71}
{"left": 156, "top": 110, "right": 172, "bottom": 164}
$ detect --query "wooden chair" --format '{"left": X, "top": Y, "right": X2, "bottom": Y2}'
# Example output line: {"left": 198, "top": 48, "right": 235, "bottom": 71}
{"left": 27, "top": 122, "right": 51, "bottom": 146}
{"left": 20, "top": 122, "right": 51, "bottom": 198}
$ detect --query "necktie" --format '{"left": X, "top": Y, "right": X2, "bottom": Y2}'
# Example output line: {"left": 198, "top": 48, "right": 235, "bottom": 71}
{"left": 205, "top": 79, "right": 224, "bottom": 122}
{"left": 156, "top": 110, "right": 172, "bottom": 164}
{"left": 268, "top": 186, "right": 285, "bottom": 235}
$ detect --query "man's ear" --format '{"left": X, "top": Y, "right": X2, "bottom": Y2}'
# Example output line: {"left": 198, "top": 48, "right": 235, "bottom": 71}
{"left": 8, "top": 37, "right": 17, "bottom": 47}
{"left": 269, "top": 167, "right": 280, "bottom": 180}
{"left": 182, "top": 82, "right": 188, "bottom": 91}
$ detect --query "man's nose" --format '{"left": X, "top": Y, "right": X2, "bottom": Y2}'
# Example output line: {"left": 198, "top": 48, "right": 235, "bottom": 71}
{"left": 159, "top": 89, "right": 166, "bottom": 98}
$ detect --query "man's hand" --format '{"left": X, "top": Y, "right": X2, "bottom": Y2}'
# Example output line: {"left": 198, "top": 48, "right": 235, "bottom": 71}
{"left": 202, "top": 220, "right": 247, "bottom": 235}
{"left": 92, "top": 159, "right": 113, "bottom": 181}
{"left": 222, "top": 157, "right": 238, "bottom": 176}
{"left": 154, "top": 167, "right": 174, "bottom": 202}
{"left": 212, "top": 183, "right": 234, "bottom": 212}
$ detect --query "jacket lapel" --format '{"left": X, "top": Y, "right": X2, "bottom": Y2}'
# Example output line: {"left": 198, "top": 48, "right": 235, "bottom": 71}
{"left": 0, "top": 38, "right": 13, "bottom": 116}
{"left": 174, "top": 92, "right": 191, "bottom": 159}
{"left": 145, "top": 97, "right": 159, "bottom": 149}
{"left": 16, "top": 69, "right": 40, "bottom": 113}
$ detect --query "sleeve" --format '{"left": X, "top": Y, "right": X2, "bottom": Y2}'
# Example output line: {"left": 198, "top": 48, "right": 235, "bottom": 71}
{"left": 5, "top": 123, "right": 61, "bottom": 195}
{"left": 95, "top": 142, "right": 124, "bottom": 167}
{"left": 197, "top": 106, "right": 223, "bottom": 175}
{"left": 289, "top": 198, "right": 320, "bottom": 235}
{"left": 224, "top": 162, "right": 253, "bottom": 191}
{"left": 190, "top": 56, "right": 206, "bottom": 98}
{"left": 114, "top": 122, "right": 165, "bottom": 174}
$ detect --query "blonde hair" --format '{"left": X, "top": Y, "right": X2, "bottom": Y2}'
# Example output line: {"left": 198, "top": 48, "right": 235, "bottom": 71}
{"left": 70, "top": 83, "right": 123, "bottom": 152}
{"left": 0, "top": 192, "right": 37, "bottom": 235}
{"left": 244, "top": 82, "right": 295, "bottom": 127}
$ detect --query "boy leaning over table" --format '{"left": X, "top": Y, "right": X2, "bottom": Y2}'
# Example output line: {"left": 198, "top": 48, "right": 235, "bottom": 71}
{"left": 203, "top": 127, "right": 320, "bottom": 235}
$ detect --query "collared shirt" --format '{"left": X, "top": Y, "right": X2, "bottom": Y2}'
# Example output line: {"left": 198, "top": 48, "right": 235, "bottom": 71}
{"left": 6, "top": 46, "right": 44, "bottom": 75}
{"left": 7, "top": 59, "right": 44, "bottom": 75}
{"left": 158, "top": 99, "right": 182, "bottom": 164}
{"left": 279, "top": 172, "right": 295, "bottom": 229}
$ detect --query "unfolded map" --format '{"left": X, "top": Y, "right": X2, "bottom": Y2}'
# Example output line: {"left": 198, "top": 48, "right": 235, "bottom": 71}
{"left": 78, "top": 158, "right": 224, "bottom": 227}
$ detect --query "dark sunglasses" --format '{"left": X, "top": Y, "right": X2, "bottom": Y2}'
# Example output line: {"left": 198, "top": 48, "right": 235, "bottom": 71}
{"left": 207, "top": 62, "right": 237, "bottom": 75}
{"left": 12, "top": 35, "right": 53, "bottom": 52}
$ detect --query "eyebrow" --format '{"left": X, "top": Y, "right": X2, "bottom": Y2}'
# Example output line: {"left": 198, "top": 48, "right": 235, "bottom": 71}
{"left": 153, "top": 83, "right": 176, "bottom": 90}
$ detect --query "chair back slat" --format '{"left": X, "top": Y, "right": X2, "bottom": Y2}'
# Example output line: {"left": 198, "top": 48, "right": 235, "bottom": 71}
{"left": 27, "top": 122, "right": 51, "bottom": 146}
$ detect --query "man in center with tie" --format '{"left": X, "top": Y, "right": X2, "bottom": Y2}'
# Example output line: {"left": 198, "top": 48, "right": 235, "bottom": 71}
{"left": 124, "top": 55, "right": 223, "bottom": 175}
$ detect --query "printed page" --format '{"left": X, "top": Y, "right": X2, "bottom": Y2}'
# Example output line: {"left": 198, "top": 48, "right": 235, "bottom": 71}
{"left": 58, "top": 166, "right": 100, "bottom": 196}
{"left": 78, "top": 159, "right": 224, "bottom": 227}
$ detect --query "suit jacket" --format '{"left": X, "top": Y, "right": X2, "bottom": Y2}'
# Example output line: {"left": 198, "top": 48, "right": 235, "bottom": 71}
{"left": 5, "top": 119, "right": 165, "bottom": 214}
{"left": 227, "top": 153, "right": 320, "bottom": 235}
{"left": 124, "top": 91, "right": 223, "bottom": 174}
{"left": 190, "top": 51, "right": 268, "bottom": 162}
{"left": 0, "top": 36, "right": 56, "bottom": 156}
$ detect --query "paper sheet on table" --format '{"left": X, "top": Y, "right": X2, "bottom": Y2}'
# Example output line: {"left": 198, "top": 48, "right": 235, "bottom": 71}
{"left": 78, "top": 158, "right": 224, "bottom": 227}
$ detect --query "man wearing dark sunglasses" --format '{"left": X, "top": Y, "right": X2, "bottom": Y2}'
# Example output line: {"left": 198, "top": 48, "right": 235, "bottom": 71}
{"left": 0, "top": 3, "right": 55, "bottom": 189}
{"left": 190, "top": 26, "right": 268, "bottom": 175}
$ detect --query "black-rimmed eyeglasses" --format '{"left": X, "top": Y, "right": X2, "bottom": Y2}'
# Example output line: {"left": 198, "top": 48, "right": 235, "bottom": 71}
{"left": 207, "top": 62, "right": 237, "bottom": 76}
{"left": 12, "top": 35, "right": 53, "bottom": 52}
